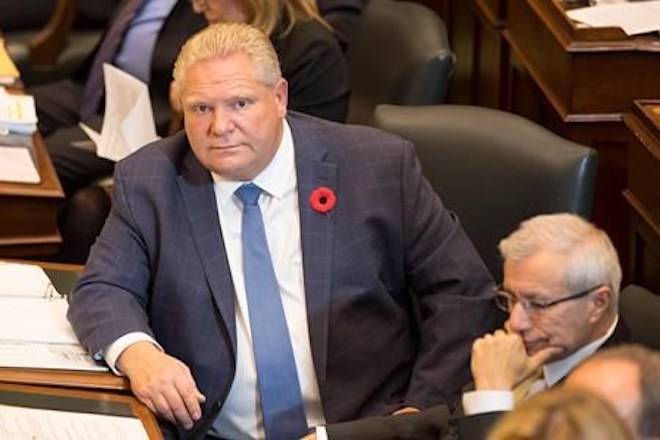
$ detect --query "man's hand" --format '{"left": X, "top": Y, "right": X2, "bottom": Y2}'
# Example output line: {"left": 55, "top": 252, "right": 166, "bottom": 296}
{"left": 471, "top": 330, "right": 560, "bottom": 390}
{"left": 117, "top": 341, "right": 206, "bottom": 429}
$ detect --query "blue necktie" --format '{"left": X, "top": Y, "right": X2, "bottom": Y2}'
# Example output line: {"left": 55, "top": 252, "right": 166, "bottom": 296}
{"left": 234, "top": 183, "right": 308, "bottom": 439}
{"left": 80, "top": 0, "right": 144, "bottom": 121}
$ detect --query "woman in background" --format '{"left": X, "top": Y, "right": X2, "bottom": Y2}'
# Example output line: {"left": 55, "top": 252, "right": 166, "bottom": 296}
{"left": 177, "top": 0, "right": 349, "bottom": 123}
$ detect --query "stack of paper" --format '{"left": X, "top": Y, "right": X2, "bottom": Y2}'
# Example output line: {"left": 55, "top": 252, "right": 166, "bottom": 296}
{"left": 0, "top": 262, "right": 107, "bottom": 372}
{"left": 567, "top": 1, "right": 660, "bottom": 35}
{"left": 0, "top": 405, "right": 149, "bottom": 440}
{"left": 0, "top": 146, "right": 40, "bottom": 184}
{"left": 0, "top": 40, "right": 20, "bottom": 85}
{"left": 0, "top": 87, "right": 38, "bottom": 135}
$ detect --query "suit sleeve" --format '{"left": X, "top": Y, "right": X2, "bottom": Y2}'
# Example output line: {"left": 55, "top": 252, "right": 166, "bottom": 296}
{"left": 326, "top": 405, "right": 451, "bottom": 440}
{"left": 398, "top": 142, "right": 502, "bottom": 408}
{"left": 67, "top": 162, "right": 155, "bottom": 356}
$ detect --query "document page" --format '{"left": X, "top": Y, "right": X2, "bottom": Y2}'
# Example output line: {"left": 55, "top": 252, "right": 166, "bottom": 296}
{"left": 0, "top": 262, "right": 108, "bottom": 371}
{"left": 80, "top": 63, "right": 159, "bottom": 162}
{"left": 0, "top": 404, "right": 149, "bottom": 440}
{"left": 567, "top": 1, "right": 660, "bottom": 35}
{"left": 0, "top": 147, "right": 40, "bottom": 184}
{"left": 0, "top": 262, "right": 52, "bottom": 297}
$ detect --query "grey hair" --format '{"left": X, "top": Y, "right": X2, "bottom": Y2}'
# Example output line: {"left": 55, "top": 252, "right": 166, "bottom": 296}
{"left": 499, "top": 213, "right": 621, "bottom": 306}
{"left": 173, "top": 22, "right": 282, "bottom": 91}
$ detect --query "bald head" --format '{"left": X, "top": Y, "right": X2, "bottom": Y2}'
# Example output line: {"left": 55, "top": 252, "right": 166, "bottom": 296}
{"left": 565, "top": 344, "right": 660, "bottom": 439}
{"left": 567, "top": 357, "right": 641, "bottom": 434}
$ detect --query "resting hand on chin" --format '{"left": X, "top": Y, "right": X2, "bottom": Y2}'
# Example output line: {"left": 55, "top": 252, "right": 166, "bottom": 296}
{"left": 471, "top": 329, "right": 561, "bottom": 390}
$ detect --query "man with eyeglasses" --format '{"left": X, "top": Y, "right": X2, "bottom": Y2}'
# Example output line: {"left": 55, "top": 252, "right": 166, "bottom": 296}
{"left": 315, "top": 213, "right": 629, "bottom": 440}
{"left": 459, "top": 213, "right": 629, "bottom": 437}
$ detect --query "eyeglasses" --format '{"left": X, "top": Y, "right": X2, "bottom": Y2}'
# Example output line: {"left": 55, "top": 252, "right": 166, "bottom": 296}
{"left": 494, "top": 284, "right": 604, "bottom": 315}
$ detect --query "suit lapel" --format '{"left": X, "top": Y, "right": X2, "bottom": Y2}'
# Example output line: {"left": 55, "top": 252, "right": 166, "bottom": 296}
{"left": 177, "top": 146, "right": 237, "bottom": 351}
{"left": 291, "top": 115, "right": 337, "bottom": 390}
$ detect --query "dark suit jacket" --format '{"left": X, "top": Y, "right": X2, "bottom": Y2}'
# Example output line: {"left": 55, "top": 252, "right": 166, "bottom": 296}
{"left": 275, "top": 19, "right": 349, "bottom": 123}
{"left": 318, "top": 0, "right": 369, "bottom": 51}
{"left": 327, "top": 318, "right": 631, "bottom": 440}
{"left": 73, "top": 0, "right": 206, "bottom": 132}
{"left": 68, "top": 112, "right": 498, "bottom": 439}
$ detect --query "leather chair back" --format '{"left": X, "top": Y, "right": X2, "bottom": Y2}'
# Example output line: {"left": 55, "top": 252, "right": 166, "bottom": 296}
{"left": 373, "top": 104, "right": 598, "bottom": 281}
{"left": 619, "top": 285, "right": 660, "bottom": 350}
{"left": 347, "top": 0, "right": 454, "bottom": 125}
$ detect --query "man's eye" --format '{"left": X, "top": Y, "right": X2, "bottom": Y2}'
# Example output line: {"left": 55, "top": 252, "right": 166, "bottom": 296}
{"left": 233, "top": 99, "right": 252, "bottom": 110}
{"left": 191, "top": 104, "right": 211, "bottom": 114}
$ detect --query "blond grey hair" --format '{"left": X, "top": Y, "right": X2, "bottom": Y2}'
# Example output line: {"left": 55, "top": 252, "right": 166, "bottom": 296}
{"left": 239, "top": 0, "right": 331, "bottom": 36}
{"left": 173, "top": 22, "right": 282, "bottom": 91}
{"left": 499, "top": 214, "right": 622, "bottom": 304}
{"left": 488, "top": 387, "right": 633, "bottom": 440}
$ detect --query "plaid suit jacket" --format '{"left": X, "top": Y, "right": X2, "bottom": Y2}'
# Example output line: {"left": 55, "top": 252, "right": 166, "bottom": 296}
{"left": 69, "top": 112, "right": 498, "bottom": 438}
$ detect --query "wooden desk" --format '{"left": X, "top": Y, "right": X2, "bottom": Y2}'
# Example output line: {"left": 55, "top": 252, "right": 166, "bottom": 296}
{"left": 0, "top": 382, "right": 162, "bottom": 439}
{"left": 624, "top": 100, "right": 660, "bottom": 293}
{"left": 491, "top": 0, "right": 659, "bottom": 279}
{"left": 0, "top": 132, "right": 64, "bottom": 258}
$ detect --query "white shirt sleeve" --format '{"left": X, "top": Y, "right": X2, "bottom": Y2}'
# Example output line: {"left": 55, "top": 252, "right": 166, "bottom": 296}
{"left": 314, "top": 426, "right": 328, "bottom": 440}
{"left": 102, "top": 332, "right": 163, "bottom": 375}
{"left": 462, "top": 390, "right": 514, "bottom": 415}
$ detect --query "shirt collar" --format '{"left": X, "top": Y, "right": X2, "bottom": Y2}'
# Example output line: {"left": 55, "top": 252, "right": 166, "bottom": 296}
{"left": 543, "top": 315, "right": 619, "bottom": 388}
{"left": 211, "top": 119, "right": 295, "bottom": 202}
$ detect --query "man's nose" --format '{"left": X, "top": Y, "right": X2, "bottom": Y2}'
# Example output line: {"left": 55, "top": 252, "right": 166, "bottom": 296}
{"left": 508, "top": 301, "right": 532, "bottom": 333}
{"left": 210, "top": 109, "right": 235, "bottom": 136}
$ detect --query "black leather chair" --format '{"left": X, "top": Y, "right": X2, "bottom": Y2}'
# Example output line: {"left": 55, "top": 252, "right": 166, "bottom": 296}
{"left": 346, "top": 0, "right": 454, "bottom": 125}
{"left": 373, "top": 104, "right": 598, "bottom": 281}
{"left": 619, "top": 285, "right": 660, "bottom": 351}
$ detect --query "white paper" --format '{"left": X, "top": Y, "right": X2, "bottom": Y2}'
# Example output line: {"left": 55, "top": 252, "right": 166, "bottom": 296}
{"left": 567, "top": 1, "right": 660, "bottom": 35}
{"left": 0, "top": 147, "right": 40, "bottom": 184}
{"left": 80, "top": 63, "right": 159, "bottom": 162}
{"left": 0, "top": 87, "right": 38, "bottom": 135}
{"left": 0, "top": 340, "right": 107, "bottom": 371}
{"left": 0, "top": 404, "right": 149, "bottom": 440}
{"left": 0, "top": 297, "right": 77, "bottom": 344}
{"left": 0, "top": 262, "right": 52, "bottom": 297}
{"left": 0, "top": 262, "right": 108, "bottom": 372}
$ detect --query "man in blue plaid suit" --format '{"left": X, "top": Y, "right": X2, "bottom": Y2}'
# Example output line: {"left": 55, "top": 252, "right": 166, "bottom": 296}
{"left": 68, "top": 23, "right": 498, "bottom": 439}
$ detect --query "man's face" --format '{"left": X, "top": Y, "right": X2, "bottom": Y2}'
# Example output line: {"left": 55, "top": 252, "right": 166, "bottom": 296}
{"left": 181, "top": 52, "right": 288, "bottom": 181}
{"left": 566, "top": 359, "right": 641, "bottom": 435}
{"left": 503, "top": 251, "right": 597, "bottom": 361}
{"left": 192, "top": 0, "right": 247, "bottom": 24}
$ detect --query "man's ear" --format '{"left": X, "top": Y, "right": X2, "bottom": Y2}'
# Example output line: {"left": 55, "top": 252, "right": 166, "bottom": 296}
{"left": 274, "top": 78, "right": 288, "bottom": 117}
{"left": 588, "top": 286, "right": 612, "bottom": 323}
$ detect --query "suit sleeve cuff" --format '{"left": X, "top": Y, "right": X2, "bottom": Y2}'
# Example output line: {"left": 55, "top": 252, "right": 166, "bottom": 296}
{"left": 101, "top": 332, "right": 163, "bottom": 375}
{"left": 462, "top": 390, "right": 513, "bottom": 415}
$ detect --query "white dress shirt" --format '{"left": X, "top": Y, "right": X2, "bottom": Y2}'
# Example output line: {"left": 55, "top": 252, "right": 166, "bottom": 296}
{"left": 104, "top": 121, "right": 326, "bottom": 439}
{"left": 462, "top": 316, "right": 619, "bottom": 415}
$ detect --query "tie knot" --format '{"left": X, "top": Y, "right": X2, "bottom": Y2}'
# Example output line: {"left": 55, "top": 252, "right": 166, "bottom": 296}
{"left": 235, "top": 183, "right": 262, "bottom": 206}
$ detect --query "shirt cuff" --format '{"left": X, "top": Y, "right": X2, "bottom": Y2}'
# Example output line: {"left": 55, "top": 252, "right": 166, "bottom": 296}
{"left": 315, "top": 425, "right": 328, "bottom": 440}
{"left": 101, "top": 332, "right": 162, "bottom": 375}
{"left": 462, "top": 390, "right": 514, "bottom": 415}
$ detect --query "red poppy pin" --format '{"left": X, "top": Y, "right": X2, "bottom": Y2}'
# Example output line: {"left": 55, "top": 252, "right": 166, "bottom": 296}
{"left": 309, "top": 186, "right": 336, "bottom": 214}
